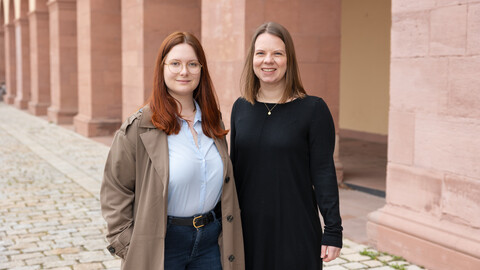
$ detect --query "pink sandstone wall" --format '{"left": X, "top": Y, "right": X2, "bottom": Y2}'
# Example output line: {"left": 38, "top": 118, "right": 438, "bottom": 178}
{"left": 367, "top": 1, "right": 480, "bottom": 269}
{"left": 13, "top": 17, "right": 30, "bottom": 109}
{"left": 28, "top": 6, "right": 50, "bottom": 116}
{"left": 74, "top": 0, "right": 122, "bottom": 137}
{"left": 201, "top": 0, "right": 246, "bottom": 128}
{"left": 47, "top": 0, "right": 78, "bottom": 124}
{"left": 4, "top": 22, "right": 15, "bottom": 104}
{"left": 0, "top": 26, "right": 4, "bottom": 83}
{"left": 121, "top": 0, "right": 201, "bottom": 120}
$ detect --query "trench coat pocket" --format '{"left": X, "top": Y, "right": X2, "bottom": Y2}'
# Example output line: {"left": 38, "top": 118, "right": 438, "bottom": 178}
{"left": 107, "top": 226, "right": 133, "bottom": 259}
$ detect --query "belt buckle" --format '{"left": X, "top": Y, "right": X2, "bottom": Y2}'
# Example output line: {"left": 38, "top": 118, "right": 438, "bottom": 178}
{"left": 193, "top": 215, "right": 204, "bottom": 229}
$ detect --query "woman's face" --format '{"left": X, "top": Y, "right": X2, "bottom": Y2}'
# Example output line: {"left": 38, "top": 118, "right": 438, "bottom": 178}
{"left": 253, "top": 33, "right": 287, "bottom": 88}
{"left": 163, "top": 43, "right": 201, "bottom": 100}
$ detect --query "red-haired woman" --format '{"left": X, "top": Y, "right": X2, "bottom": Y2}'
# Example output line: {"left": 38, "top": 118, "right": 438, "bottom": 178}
{"left": 101, "top": 32, "right": 244, "bottom": 270}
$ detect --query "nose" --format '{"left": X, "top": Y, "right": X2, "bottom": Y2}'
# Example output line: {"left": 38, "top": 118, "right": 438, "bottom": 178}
{"left": 179, "top": 63, "right": 189, "bottom": 75}
{"left": 264, "top": 53, "right": 274, "bottom": 64}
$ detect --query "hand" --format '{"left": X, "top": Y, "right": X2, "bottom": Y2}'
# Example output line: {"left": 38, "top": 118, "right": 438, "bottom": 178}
{"left": 321, "top": 245, "right": 341, "bottom": 262}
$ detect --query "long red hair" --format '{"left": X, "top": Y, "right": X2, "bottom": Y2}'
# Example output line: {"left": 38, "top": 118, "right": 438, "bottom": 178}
{"left": 147, "top": 32, "right": 227, "bottom": 138}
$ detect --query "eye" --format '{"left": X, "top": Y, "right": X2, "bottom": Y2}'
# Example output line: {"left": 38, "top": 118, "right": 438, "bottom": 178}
{"left": 255, "top": 51, "right": 265, "bottom": 56}
{"left": 274, "top": 52, "right": 284, "bottom": 56}
{"left": 169, "top": 61, "right": 181, "bottom": 67}
{"left": 188, "top": 62, "right": 200, "bottom": 68}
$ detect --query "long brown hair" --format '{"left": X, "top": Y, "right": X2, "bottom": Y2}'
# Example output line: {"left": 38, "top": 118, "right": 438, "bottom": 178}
{"left": 147, "top": 32, "right": 227, "bottom": 138}
{"left": 241, "top": 22, "right": 306, "bottom": 104}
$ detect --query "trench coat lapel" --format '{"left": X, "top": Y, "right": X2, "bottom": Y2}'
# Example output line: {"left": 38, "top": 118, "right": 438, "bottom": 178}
{"left": 138, "top": 116, "right": 169, "bottom": 198}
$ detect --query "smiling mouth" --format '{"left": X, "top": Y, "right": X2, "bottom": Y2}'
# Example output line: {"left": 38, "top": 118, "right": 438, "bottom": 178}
{"left": 176, "top": 80, "right": 191, "bottom": 83}
{"left": 261, "top": 68, "right": 276, "bottom": 72}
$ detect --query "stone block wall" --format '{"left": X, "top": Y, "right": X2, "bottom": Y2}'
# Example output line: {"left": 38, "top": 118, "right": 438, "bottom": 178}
{"left": 368, "top": 1, "right": 480, "bottom": 269}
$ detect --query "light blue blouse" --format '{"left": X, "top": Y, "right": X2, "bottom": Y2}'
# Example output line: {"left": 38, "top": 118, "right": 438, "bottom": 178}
{"left": 167, "top": 101, "right": 223, "bottom": 217}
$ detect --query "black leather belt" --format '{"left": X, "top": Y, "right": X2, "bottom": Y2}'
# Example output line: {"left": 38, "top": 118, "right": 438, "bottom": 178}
{"left": 168, "top": 203, "right": 221, "bottom": 229}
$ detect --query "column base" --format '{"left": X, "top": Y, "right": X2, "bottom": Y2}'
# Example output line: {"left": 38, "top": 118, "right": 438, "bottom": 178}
{"left": 47, "top": 106, "right": 77, "bottom": 124}
{"left": 28, "top": 102, "right": 50, "bottom": 116}
{"left": 367, "top": 205, "right": 480, "bottom": 270}
{"left": 14, "top": 98, "right": 29, "bottom": 109}
{"left": 5, "top": 95, "right": 15, "bottom": 104}
{"left": 73, "top": 114, "right": 121, "bottom": 137}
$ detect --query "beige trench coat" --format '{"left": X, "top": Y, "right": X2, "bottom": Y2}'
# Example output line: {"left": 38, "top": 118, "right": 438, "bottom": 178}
{"left": 100, "top": 106, "right": 244, "bottom": 270}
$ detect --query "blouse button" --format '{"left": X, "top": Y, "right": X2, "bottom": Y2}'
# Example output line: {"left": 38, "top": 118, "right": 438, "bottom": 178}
{"left": 227, "top": 215, "right": 234, "bottom": 222}
{"left": 225, "top": 176, "right": 230, "bottom": 183}
{"left": 228, "top": 255, "right": 235, "bottom": 262}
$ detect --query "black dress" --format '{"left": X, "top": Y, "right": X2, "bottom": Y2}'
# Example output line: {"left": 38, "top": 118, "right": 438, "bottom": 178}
{"left": 230, "top": 96, "right": 343, "bottom": 270}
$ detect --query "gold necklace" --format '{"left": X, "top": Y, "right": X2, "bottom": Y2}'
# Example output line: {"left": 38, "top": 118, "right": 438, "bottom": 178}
{"left": 264, "top": 103, "right": 278, "bottom": 115}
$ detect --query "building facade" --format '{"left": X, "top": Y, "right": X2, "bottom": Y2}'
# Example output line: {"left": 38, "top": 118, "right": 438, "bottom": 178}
{"left": 1, "top": 1, "right": 479, "bottom": 269}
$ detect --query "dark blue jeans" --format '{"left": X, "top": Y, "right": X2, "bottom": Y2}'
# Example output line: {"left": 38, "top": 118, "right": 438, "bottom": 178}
{"left": 164, "top": 213, "right": 222, "bottom": 269}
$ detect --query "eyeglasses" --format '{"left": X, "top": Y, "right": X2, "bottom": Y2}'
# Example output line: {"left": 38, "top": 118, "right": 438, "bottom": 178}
{"left": 164, "top": 60, "right": 202, "bottom": 74}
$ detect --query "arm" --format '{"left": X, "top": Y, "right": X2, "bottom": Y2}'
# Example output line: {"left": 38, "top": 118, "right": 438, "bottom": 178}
{"left": 308, "top": 99, "right": 343, "bottom": 254}
{"left": 100, "top": 120, "right": 137, "bottom": 259}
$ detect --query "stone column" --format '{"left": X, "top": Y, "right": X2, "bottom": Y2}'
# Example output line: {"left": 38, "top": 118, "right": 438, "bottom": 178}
{"left": 202, "top": 0, "right": 343, "bottom": 181}
{"left": 201, "top": 0, "right": 247, "bottom": 126}
{"left": 0, "top": 26, "right": 5, "bottom": 84}
{"left": 47, "top": 0, "right": 78, "bottom": 124}
{"left": 73, "top": 0, "right": 122, "bottom": 137}
{"left": 121, "top": 0, "right": 200, "bottom": 120}
{"left": 4, "top": 23, "right": 16, "bottom": 104}
{"left": 28, "top": 10, "right": 50, "bottom": 116}
{"left": 14, "top": 18, "right": 31, "bottom": 109}
{"left": 367, "top": 1, "right": 480, "bottom": 269}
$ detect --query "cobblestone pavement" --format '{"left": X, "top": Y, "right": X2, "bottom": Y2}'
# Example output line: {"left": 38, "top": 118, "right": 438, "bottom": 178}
{"left": 0, "top": 102, "right": 426, "bottom": 270}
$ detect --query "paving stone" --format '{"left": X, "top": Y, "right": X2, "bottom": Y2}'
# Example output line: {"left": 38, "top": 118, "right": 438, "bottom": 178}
{"left": 44, "top": 247, "right": 82, "bottom": 256}
{"left": 363, "top": 260, "right": 384, "bottom": 267}
{"left": 377, "top": 255, "right": 394, "bottom": 262}
{"left": 389, "top": 261, "right": 409, "bottom": 267}
{"left": 342, "top": 253, "right": 372, "bottom": 262}
{"left": 0, "top": 261, "right": 26, "bottom": 269}
{"left": 405, "top": 265, "right": 425, "bottom": 270}
{"left": 12, "top": 266, "right": 42, "bottom": 270}
{"left": 10, "top": 252, "right": 44, "bottom": 261}
{"left": 73, "top": 263, "right": 104, "bottom": 270}
{"left": 103, "top": 259, "right": 121, "bottom": 268}
{"left": 324, "top": 265, "right": 348, "bottom": 270}
{"left": 83, "top": 239, "right": 109, "bottom": 251}
{"left": 1, "top": 250, "right": 21, "bottom": 256}
{"left": 324, "top": 258, "right": 348, "bottom": 266}
{"left": 344, "top": 262, "right": 368, "bottom": 269}
{"left": 42, "top": 259, "right": 77, "bottom": 268}
{"left": 25, "top": 255, "right": 60, "bottom": 265}
{"left": 340, "top": 247, "right": 358, "bottom": 255}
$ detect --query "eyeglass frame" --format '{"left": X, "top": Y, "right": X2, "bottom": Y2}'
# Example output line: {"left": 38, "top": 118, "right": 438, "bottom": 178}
{"left": 163, "top": 60, "right": 203, "bottom": 74}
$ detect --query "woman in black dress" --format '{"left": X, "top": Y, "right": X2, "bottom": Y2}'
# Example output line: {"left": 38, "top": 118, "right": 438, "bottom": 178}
{"left": 230, "top": 22, "right": 343, "bottom": 270}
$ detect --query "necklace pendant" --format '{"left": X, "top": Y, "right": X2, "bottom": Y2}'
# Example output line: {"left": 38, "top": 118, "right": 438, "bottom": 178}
{"left": 268, "top": 111, "right": 271, "bottom": 115}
